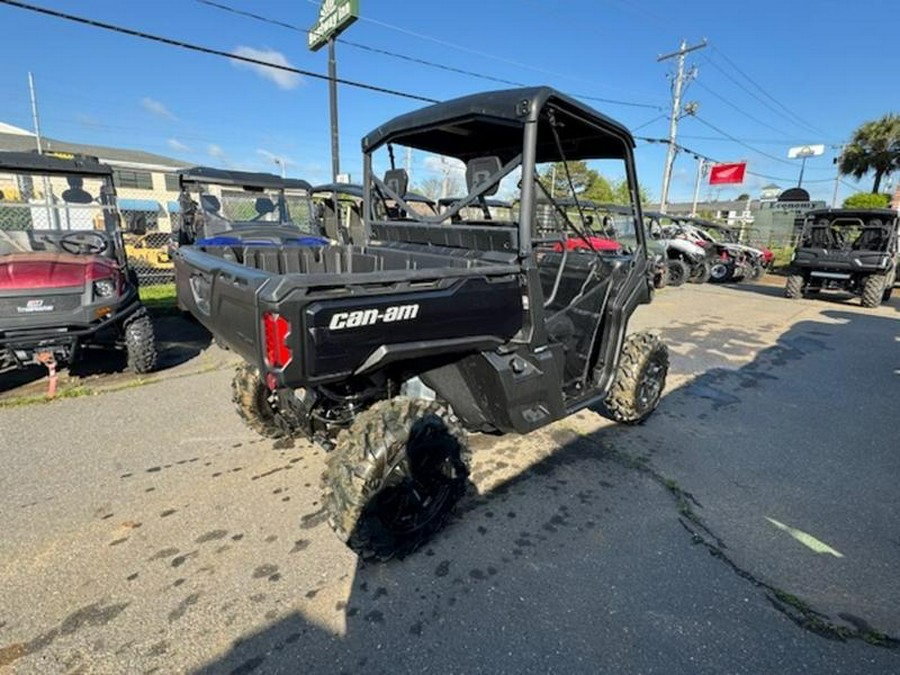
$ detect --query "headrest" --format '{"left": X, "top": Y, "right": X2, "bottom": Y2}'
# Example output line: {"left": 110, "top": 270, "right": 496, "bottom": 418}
{"left": 383, "top": 168, "right": 408, "bottom": 198}
{"left": 466, "top": 156, "right": 502, "bottom": 196}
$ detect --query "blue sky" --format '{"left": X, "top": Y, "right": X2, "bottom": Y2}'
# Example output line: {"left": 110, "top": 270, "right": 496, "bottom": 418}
{"left": 0, "top": 0, "right": 896, "bottom": 204}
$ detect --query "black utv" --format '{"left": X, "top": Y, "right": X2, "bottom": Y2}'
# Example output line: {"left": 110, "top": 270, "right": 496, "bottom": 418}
{"left": 174, "top": 87, "right": 668, "bottom": 559}
{"left": 173, "top": 166, "right": 326, "bottom": 248}
{"left": 785, "top": 208, "right": 898, "bottom": 307}
{"left": 0, "top": 152, "right": 157, "bottom": 383}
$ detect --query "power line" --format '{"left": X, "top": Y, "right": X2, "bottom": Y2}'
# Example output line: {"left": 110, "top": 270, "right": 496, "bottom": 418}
{"left": 693, "top": 81, "right": 794, "bottom": 138}
{"left": 632, "top": 114, "right": 667, "bottom": 131}
{"left": 636, "top": 135, "right": 833, "bottom": 184}
{"left": 680, "top": 134, "right": 841, "bottom": 146}
{"left": 706, "top": 46, "right": 828, "bottom": 137}
{"left": 0, "top": 0, "right": 439, "bottom": 104}
{"left": 303, "top": 0, "right": 659, "bottom": 100}
{"left": 195, "top": 0, "right": 662, "bottom": 110}
{"left": 694, "top": 115, "right": 803, "bottom": 167}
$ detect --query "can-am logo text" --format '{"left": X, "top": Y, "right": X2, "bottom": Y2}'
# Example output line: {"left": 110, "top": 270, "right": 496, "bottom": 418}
{"left": 329, "top": 304, "right": 420, "bottom": 330}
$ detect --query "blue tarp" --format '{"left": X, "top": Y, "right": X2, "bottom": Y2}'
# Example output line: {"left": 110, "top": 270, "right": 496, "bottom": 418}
{"left": 167, "top": 201, "right": 181, "bottom": 214}
{"left": 118, "top": 199, "right": 161, "bottom": 212}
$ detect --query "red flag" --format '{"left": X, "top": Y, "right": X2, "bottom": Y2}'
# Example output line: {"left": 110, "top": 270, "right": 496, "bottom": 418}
{"left": 709, "top": 162, "right": 747, "bottom": 185}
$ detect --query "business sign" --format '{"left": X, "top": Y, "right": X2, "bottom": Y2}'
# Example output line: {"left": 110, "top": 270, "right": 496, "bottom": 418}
{"left": 709, "top": 162, "right": 747, "bottom": 185}
{"left": 308, "top": 0, "right": 359, "bottom": 52}
{"left": 787, "top": 144, "right": 825, "bottom": 159}
{"left": 760, "top": 200, "right": 826, "bottom": 211}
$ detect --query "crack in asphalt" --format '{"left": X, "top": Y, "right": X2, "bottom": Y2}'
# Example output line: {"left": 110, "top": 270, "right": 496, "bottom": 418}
{"left": 601, "top": 444, "right": 900, "bottom": 650}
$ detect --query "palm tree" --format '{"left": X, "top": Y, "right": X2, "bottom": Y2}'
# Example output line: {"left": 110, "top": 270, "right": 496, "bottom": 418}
{"left": 839, "top": 113, "right": 900, "bottom": 193}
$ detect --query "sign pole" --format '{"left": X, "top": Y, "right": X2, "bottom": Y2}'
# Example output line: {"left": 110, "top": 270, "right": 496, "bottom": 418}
{"left": 327, "top": 36, "right": 340, "bottom": 183}
{"left": 798, "top": 156, "right": 807, "bottom": 188}
{"left": 309, "top": 1, "right": 359, "bottom": 242}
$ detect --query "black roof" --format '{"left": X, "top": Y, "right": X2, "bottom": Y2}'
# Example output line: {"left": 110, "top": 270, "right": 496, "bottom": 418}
{"left": 179, "top": 166, "right": 310, "bottom": 191}
{"left": 361, "top": 86, "right": 635, "bottom": 163}
{"left": 806, "top": 208, "right": 898, "bottom": 222}
{"left": 0, "top": 150, "right": 112, "bottom": 177}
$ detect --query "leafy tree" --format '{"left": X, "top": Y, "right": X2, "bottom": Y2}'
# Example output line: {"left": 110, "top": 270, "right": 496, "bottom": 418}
{"left": 842, "top": 192, "right": 891, "bottom": 209}
{"left": 839, "top": 113, "right": 900, "bottom": 193}
{"left": 736, "top": 192, "right": 751, "bottom": 201}
{"left": 413, "top": 175, "right": 460, "bottom": 200}
{"left": 538, "top": 162, "right": 649, "bottom": 205}
{"left": 413, "top": 177, "right": 443, "bottom": 201}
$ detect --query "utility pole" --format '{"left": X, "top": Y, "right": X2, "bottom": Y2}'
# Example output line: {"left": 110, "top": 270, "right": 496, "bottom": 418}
{"left": 658, "top": 39, "right": 706, "bottom": 214}
{"left": 28, "top": 72, "right": 55, "bottom": 228}
{"left": 27, "top": 72, "right": 43, "bottom": 154}
{"left": 690, "top": 156, "right": 707, "bottom": 216}
{"left": 831, "top": 145, "right": 844, "bottom": 208}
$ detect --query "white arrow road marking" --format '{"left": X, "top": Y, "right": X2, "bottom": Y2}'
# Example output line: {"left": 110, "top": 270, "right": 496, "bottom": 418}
{"left": 765, "top": 517, "right": 845, "bottom": 558}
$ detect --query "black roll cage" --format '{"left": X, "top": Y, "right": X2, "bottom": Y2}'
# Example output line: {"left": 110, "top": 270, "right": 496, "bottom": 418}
{"left": 360, "top": 87, "right": 646, "bottom": 261}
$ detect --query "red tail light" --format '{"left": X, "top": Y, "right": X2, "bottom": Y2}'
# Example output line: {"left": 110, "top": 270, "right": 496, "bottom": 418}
{"left": 263, "top": 312, "right": 292, "bottom": 369}
{"left": 720, "top": 251, "right": 729, "bottom": 260}
{"left": 694, "top": 240, "right": 707, "bottom": 247}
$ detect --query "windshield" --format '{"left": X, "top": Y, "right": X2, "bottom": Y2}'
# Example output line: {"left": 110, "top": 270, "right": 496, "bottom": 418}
{"left": 0, "top": 169, "right": 117, "bottom": 235}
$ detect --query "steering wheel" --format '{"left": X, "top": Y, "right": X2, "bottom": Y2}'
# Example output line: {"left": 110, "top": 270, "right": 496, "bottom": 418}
{"left": 59, "top": 231, "right": 109, "bottom": 255}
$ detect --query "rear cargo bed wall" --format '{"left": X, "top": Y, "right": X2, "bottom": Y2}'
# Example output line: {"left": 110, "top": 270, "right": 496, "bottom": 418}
{"left": 198, "top": 244, "right": 506, "bottom": 276}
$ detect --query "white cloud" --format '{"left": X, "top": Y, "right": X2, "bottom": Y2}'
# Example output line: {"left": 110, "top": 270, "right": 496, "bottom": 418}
{"left": 141, "top": 97, "right": 176, "bottom": 120}
{"left": 168, "top": 138, "right": 191, "bottom": 153}
{"left": 208, "top": 144, "right": 226, "bottom": 161}
{"left": 231, "top": 47, "right": 302, "bottom": 90}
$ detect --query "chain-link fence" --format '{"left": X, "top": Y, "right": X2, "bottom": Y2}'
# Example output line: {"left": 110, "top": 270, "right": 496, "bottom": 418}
{"left": 0, "top": 164, "right": 181, "bottom": 288}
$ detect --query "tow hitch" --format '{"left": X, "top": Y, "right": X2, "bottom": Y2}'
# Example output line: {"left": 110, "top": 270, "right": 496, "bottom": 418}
{"left": 35, "top": 351, "right": 58, "bottom": 398}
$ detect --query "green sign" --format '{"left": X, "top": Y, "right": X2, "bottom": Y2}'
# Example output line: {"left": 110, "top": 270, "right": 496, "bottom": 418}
{"left": 308, "top": 0, "right": 360, "bottom": 52}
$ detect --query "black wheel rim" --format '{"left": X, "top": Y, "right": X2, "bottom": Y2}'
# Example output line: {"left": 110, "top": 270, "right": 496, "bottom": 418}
{"left": 710, "top": 263, "right": 728, "bottom": 280}
{"left": 637, "top": 358, "right": 665, "bottom": 413}
{"left": 373, "top": 418, "right": 463, "bottom": 536}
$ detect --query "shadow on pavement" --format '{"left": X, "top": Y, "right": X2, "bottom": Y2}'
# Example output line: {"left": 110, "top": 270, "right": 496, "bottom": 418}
{"left": 195, "top": 309, "right": 900, "bottom": 673}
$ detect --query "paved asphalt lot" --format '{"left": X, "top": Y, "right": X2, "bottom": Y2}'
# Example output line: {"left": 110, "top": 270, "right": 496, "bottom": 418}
{"left": 0, "top": 280, "right": 898, "bottom": 673}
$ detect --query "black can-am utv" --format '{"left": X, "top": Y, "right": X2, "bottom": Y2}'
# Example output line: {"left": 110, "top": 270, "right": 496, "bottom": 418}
{"left": 175, "top": 87, "right": 668, "bottom": 559}
{"left": 785, "top": 208, "right": 898, "bottom": 307}
{"left": 0, "top": 152, "right": 157, "bottom": 385}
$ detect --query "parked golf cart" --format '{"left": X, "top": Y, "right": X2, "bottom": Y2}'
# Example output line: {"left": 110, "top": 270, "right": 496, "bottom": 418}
{"left": 0, "top": 151, "right": 157, "bottom": 387}
{"left": 785, "top": 208, "right": 898, "bottom": 307}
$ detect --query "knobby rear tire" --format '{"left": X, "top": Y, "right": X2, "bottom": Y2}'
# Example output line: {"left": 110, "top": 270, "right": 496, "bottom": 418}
{"left": 232, "top": 363, "right": 294, "bottom": 439}
{"left": 324, "top": 397, "right": 471, "bottom": 561}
